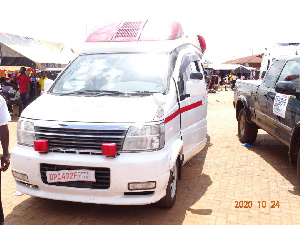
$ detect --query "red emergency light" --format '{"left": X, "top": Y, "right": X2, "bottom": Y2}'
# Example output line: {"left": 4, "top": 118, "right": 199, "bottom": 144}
{"left": 102, "top": 143, "right": 117, "bottom": 157}
{"left": 197, "top": 35, "right": 206, "bottom": 53}
{"left": 86, "top": 20, "right": 183, "bottom": 42}
{"left": 34, "top": 140, "right": 49, "bottom": 153}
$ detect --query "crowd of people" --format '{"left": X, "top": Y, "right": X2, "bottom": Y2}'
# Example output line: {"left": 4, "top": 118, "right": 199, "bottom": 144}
{"left": 0, "top": 67, "right": 54, "bottom": 116}
{"left": 205, "top": 70, "right": 256, "bottom": 93}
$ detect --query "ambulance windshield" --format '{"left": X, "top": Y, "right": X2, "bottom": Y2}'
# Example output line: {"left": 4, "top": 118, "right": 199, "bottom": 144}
{"left": 51, "top": 53, "right": 169, "bottom": 95}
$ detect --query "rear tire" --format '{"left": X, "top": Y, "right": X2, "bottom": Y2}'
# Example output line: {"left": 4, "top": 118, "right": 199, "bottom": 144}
{"left": 291, "top": 136, "right": 300, "bottom": 166}
{"left": 157, "top": 160, "right": 178, "bottom": 208}
{"left": 238, "top": 108, "right": 258, "bottom": 144}
{"left": 297, "top": 147, "right": 300, "bottom": 183}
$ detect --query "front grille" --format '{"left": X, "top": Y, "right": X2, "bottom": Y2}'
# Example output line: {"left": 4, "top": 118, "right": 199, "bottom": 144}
{"left": 35, "top": 126, "right": 127, "bottom": 154}
{"left": 40, "top": 163, "right": 110, "bottom": 189}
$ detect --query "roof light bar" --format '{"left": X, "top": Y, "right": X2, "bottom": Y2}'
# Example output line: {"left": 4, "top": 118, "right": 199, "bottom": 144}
{"left": 86, "top": 20, "right": 184, "bottom": 42}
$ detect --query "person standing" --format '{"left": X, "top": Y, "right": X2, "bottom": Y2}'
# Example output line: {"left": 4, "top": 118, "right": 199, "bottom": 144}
{"left": 0, "top": 95, "right": 11, "bottom": 225}
{"left": 232, "top": 74, "right": 237, "bottom": 89}
{"left": 7, "top": 82, "right": 20, "bottom": 114}
{"left": 16, "top": 67, "right": 31, "bottom": 111}
{"left": 39, "top": 71, "right": 48, "bottom": 92}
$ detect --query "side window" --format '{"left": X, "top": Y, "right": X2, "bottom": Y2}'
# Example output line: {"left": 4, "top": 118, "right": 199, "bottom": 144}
{"left": 278, "top": 60, "right": 300, "bottom": 91}
{"left": 264, "top": 60, "right": 285, "bottom": 88}
{"left": 178, "top": 67, "right": 188, "bottom": 97}
{"left": 189, "top": 61, "right": 204, "bottom": 80}
{"left": 189, "top": 61, "right": 200, "bottom": 73}
{"left": 178, "top": 55, "right": 201, "bottom": 97}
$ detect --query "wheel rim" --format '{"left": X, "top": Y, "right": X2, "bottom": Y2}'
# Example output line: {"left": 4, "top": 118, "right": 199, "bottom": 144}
{"left": 239, "top": 114, "right": 246, "bottom": 137}
{"left": 170, "top": 164, "right": 178, "bottom": 198}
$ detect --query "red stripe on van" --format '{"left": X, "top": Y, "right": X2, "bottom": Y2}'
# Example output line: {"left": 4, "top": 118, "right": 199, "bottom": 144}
{"left": 165, "top": 100, "right": 203, "bottom": 124}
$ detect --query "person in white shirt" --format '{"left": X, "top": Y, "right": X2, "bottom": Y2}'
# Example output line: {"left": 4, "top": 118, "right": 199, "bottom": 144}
{"left": 7, "top": 81, "right": 20, "bottom": 113}
{"left": 232, "top": 74, "right": 237, "bottom": 89}
{"left": 0, "top": 95, "right": 10, "bottom": 225}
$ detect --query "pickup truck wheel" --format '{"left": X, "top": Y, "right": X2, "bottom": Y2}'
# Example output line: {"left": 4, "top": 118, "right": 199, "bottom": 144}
{"left": 298, "top": 147, "right": 300, "bottom": 182}
{"left": 238, "top": 108, "right": 258, "bottom": 144}
{"left": 156, "top": 160, "right": 178, "bottom": 208}
{"left": 291, "top": 137, "right": 300, "bottom": 166}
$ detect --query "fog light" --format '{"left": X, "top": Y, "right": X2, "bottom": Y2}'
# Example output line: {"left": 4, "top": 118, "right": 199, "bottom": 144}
{"left": 12, "top": 170, "right": 29, "bottom": 182}
{"left": 34, "top": 140, "right": 48, "bottom": 152}
{"left": 128, "top": 181, "right": 156, "bottom": 190}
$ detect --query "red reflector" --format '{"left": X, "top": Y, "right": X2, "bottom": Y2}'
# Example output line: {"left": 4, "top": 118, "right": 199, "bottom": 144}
{"left": 102, "top": 143, "right": 117, "bottom": 157}
{"left": 197, "top": 35, "right": 206, "bottom": 53}
{"left": 34, "top": 140, "right": 48, "bottom": 152}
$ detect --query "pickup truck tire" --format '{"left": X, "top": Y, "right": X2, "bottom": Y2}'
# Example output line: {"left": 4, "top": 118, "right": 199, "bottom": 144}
{"left": 298, "top": 148, "right": 300, "bottom": 180}
{"left": 291, "top": 136, "right": 300, "bottom": 166}
{"left": 156, "top": 160, "right": 178, "bottom": 208}
{"left": 238, "top": 108, "right": 258, "bottom": 144}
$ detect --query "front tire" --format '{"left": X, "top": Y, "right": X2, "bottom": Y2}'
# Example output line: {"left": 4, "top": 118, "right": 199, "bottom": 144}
{"left": 238, "top": 108, "right": 258, "bottom": 144}
{"left": 157, "top": 160, "right": 178, "bottom": 208}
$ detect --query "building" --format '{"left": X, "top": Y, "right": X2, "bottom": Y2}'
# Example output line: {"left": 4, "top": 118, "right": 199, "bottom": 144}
{"left": 224, "top": 53, "right": 263, "bottom": 71}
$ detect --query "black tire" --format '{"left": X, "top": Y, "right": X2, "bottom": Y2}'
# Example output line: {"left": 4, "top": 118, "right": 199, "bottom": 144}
{"left": 238, "top": 108, "right": 258, "bottom": 144}
{"left": 157, "top": 160, "right": 178, "bottom": 208}
{"left": 291, "top": 137, "right": 300, "bottom": 167}
{"left": 297, "top": 147, "right": 300, "bottom": 183}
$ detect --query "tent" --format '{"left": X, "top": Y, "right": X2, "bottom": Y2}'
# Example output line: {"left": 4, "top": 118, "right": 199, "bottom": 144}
{"left": 234, "top": 65, "right": 251, "bottom": 74}
{"left": 207, "top": 63, "right": 241, "bottom": 70}
{"left": 0, "top": 32, "right": 78, "bottom": 69}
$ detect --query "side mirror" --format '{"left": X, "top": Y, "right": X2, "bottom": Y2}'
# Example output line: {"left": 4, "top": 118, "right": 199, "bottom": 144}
{"left": 275, "top": 81, "right": 297, "bottom": 95}
{"left": 190, "top": 72, "right": 203, "bottom": 80}
{"left": 186, "top": 80, "right": 205, "bottom": 97}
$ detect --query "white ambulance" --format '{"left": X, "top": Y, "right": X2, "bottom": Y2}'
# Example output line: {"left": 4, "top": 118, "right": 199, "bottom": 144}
{"left": 11, "top": 20, "right": 207, "bottom": 208}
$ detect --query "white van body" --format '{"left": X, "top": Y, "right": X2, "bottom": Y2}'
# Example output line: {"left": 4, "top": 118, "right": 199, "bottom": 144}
{"left": 11, "top": 20, "right": 207, "bottom": 207}
{"left": 260, "top": 43, "right": 300, "bottom": 78}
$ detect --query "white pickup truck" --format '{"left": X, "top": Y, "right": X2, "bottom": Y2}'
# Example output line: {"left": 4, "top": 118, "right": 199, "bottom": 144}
{"left": 11, "top": 20, "right": 208, "bottom": 208}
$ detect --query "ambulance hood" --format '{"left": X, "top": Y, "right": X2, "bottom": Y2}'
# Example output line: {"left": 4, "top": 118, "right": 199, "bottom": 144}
{"left": 21, "top": 94, "right": 159, "bottom": 123}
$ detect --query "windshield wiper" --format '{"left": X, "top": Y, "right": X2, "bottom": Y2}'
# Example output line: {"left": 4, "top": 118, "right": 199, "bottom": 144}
{"left": 128, "top": 91, "right": 160, "bottom": 95}
{"left": 59, "top": 90, "right": 89, "bottom": 96}
{"left": 58, "top": 90, "right": 158, "bottom": 96}
{"left": 85, "top": 90, "right": 126, "bottom": 96}
{"left": 58, "top": 90, "right": 125, "bottom": 96}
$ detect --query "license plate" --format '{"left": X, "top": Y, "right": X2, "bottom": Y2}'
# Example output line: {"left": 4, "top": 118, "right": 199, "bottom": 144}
{"left": 46, "top": 169, "right": 96, "bottom": 183}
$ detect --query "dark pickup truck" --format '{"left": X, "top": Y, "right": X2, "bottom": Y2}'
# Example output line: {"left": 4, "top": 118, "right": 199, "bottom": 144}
{"left": 233, "top": 56, "right": 300, "bottom": 181}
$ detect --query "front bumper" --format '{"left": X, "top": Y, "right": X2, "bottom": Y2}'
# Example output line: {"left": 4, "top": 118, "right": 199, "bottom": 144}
{"left": 11, "top": 145, "right": 171, "bottom": 205}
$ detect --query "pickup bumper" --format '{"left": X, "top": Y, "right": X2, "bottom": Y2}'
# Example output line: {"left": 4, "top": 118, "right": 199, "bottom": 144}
{"left": 11, "top": 144, "right": 171, "bottom": 205}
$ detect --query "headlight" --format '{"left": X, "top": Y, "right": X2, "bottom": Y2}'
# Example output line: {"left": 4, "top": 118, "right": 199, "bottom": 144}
{"left": 17, "top": 120, "right": 35, "bottom": 146}
{"left": 122, "top": 122, "right": 165, "bottom": 151}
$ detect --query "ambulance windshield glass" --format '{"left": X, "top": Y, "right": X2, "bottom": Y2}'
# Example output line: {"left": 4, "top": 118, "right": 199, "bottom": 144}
{"left": 51, "top": 53, "right": 169, "bottom": 94}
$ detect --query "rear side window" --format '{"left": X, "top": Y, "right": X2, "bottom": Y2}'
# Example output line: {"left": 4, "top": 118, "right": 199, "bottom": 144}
{"left": 264, "top": 60, "right": 285, "bottom": 88}
{"left": 278, "top": 60, "right": 300, "bottom": 91}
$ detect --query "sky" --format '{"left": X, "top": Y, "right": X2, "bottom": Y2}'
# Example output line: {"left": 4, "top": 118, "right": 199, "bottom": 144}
{"left": 1, "top": 0, "right": 300, "bottom": 64}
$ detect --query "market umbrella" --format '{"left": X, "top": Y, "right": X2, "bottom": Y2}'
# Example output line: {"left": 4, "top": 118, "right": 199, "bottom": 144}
{"left": 234, "top": 66, "right": 251, "bottom": 74}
